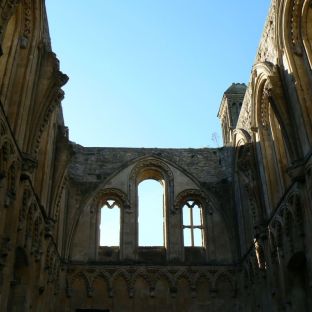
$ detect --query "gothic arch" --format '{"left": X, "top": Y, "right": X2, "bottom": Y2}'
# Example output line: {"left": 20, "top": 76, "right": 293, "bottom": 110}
{"left": 111, "top": 269, "right": 131, "bottom": 292}
{"left": 0, "top": 0, "right": 68, "bottom": 154}
{"left": 131, "top": 270, "right": 153, "bottom": 290}
{"left": 251, "top": 62, "right": 294, "bottom": 210}
{"left": 154, "top": 270, "right": 174, "bottom": 288}
{"left": 91, "top": 272, "right": 112, "bottom": 292}
{"left": 277, "top": 0, "right": 312, "bottom": 144}
{"left": 302, "top": 0, "right": 312, "bottom": 68}
{"left": 213, "top": 271, "right": 235, "bottom": 295}
{"left": 175, "top": 187, "right": 209, "bottom": 205}
{"left": 129, "top": 157, "right": 174, "bottom": 248}
{"left": 67, "top": 187, "right": 128, "bottom": 261}
{"left": 92, "top": 188, "right": 130, "bottom": 211}
{"left": 251, "top": 62, "right": 297, "bottom": 160}
{"left": 68, "top": 271, "right": 91, "bottom": 298}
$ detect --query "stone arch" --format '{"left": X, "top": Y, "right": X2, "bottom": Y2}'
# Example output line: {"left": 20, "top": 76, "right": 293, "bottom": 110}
{"left": 277, "top": 0, "right": 312, "bottom": 145}
{"left": 174, "top": 270, "right": 193, "bottom": 289}
{"left": 111, "top": 269, "right": 131, "bottom": 294}
{"left": 155, "top": 270, "right": 174, "bottom": 288}
{"left": 67, "top": 187, "right": 129, "bottom": 261}
{"left": 131, "top": 270, "right": 153, "bottom": 290}
{"left": 92, "top": 271, "right": 112, "bottom": 290}
{"left": 302, "top": 0, "right": 312, "bottom": 68}
{"left": 92, "top": 188, "right": 130, "bottom": 211}
{"left": 252, "top": 62, "right": 297, "bottom": 160}
{"left": 94, "top": 188, "right": 128, "bottom": 247}
{"left": 0, "top": 0, "right": 68, "bottom": 154}
{"left": 174, "top": 189, "right": 208, "bottom": 212}
{"left": 176, "top": 188, "right": 211, "bottom": 250}
{"left": 251, "top": 63, "right": 294, "bottom": 210}
{"left": 129, "top": 157, "right": 174, "bottom": 248}
{"left": 69, "top": 271, "right": 91, "bottom": 296}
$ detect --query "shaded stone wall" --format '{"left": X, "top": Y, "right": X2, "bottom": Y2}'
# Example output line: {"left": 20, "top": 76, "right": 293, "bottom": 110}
{"left": 0, "top": 0, "right": 311, "bottom": 311}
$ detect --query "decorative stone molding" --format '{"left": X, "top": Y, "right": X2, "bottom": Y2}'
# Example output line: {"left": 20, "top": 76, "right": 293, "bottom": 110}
{"left": 290, "top": 0, "right": 303, "bottom": 55}
{"left": 66, "top": 265, "right": 237, "bottom": 299}
{"left": 92, "top": 188, "right": 130, "bottom": 211}
{"left": 0, "top": 0, "right": 20, "bottom": 26}
{"left": 129, "top": 157, "right": 174, "bottom": 184}
{"left": 174, "top": 189, "right": 209, "bottom": 214}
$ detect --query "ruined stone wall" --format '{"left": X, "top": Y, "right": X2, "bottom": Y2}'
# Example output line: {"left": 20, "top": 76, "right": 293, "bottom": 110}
{"left": 62, "top": 144, "right": 238, "bottom": 311}
{"left": 232, "top": 0, "right": 312, "bottom": 310}
{"left": 0, "top": 0, "right": 311, "bottom": 311}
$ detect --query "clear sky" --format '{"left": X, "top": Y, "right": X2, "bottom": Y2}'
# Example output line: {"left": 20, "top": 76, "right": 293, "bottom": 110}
{"left": 45, "top": 0, "right": 271, "bottom": 148}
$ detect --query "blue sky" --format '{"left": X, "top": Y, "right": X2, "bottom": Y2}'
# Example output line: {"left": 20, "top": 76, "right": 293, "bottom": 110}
{"left": 46, "top": 0, "right": 271, "bottom": 148}
{"left": 45, "top": 1, "right": 272, "bottom": 246}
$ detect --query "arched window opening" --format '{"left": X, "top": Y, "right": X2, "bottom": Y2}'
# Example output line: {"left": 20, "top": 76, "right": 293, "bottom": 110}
{"left": 99, "top": 199, "right": 120, "bottom": 246}
{"left": 183, "top": 201, "right": 204, "bottom": 247}
{"left": 138, "top": 179, "right": 164, "bottom": 246}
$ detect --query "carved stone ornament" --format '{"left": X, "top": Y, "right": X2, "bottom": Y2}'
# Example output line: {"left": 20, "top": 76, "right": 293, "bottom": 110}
{"left": 93, "top": 188, "right": 130, "bottom": 212}
{"left": 290, "top": 0, "right": 303, "bottom": 55}
{"left": 129, "top": 157, "right": 174, "bottom": 183}
{"left": 174, "top": 189, "right": 209, "bottom": 213}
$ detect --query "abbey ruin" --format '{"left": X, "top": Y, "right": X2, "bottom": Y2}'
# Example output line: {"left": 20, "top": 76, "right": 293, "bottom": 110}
{"left": 0, "top": 0, "right": 311, "bottom": 311}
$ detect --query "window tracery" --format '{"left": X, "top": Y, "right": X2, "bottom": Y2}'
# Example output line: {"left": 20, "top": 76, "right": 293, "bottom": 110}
{"left": 99, "top": 199, "right": 120, "bottom": 247}
{"left": 182, "top": 200, "right": 204, "bottom": 247}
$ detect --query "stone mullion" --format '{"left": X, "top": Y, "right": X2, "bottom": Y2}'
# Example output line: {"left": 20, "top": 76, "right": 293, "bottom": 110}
{"left": 122, "top": 178, "right": 137, "bottom": 260}
{"left": 166, "top": 180, "right": 176, "bottom": 261}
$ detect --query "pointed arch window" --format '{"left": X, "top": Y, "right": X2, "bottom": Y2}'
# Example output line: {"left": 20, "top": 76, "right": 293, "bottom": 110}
{"left": 99, "top": 199, "right": 120, "bottom": 247}
{"left": 182, "top": 200, "right": 204, "bottom": 247}
{"left": 138, "top": 179, "right": 164, "bottom": 246}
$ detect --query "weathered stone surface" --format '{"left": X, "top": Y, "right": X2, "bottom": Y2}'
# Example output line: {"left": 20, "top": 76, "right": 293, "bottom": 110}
{"left": 0, "top": 0, "right": 311, "bottom": 311}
